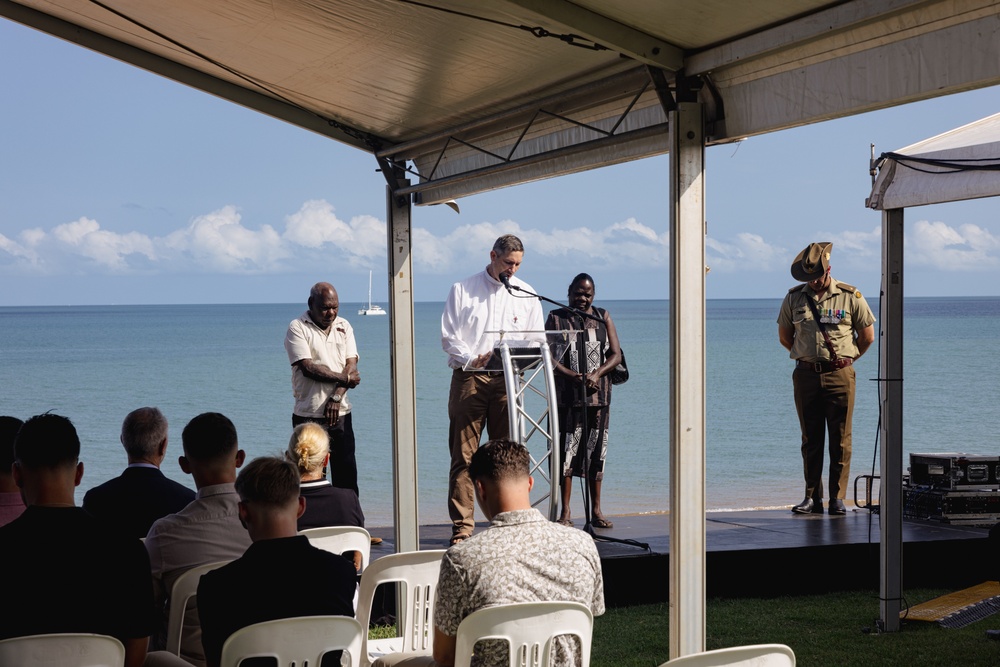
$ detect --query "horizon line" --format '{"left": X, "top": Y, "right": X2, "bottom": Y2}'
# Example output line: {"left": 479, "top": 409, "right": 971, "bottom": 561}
{"left": 1, "top": 294, "right": 996, "bottom": 308}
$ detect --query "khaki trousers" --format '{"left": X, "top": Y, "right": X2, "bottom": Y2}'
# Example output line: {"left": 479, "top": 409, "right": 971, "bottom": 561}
{"left": 447, "top": 370, "right": 509, "bottom": 535}
{"left": 792, "top": 365, "right": 855, "bottom": 500}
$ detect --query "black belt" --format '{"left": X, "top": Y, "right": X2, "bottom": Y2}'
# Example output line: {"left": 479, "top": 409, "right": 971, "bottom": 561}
{"left": 454, "top": 368, "right": 504, "bottom": 377}
{"left": 796, "top": 358, "right": 853, "bottom": 373}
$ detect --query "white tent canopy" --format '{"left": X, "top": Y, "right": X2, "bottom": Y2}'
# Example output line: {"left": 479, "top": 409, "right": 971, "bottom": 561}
{"left": 868, "top": 112, "right": 1000, "bottom": 210}
{"left": 864, "top": 110, "right": 1000, "bottom": 636}
{"left": 9, "top": 0, "right": 1000, "bottom": 650}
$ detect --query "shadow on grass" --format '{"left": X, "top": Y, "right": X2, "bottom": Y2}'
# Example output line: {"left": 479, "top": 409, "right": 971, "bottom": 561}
{"left": 593, "top": 589, "right": 1000, "bottom": 666}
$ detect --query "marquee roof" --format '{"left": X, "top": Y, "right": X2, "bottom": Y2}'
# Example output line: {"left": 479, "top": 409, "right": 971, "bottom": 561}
{"left": 5, "top": 0, "right": 1000, "bottom": 204}
{"left": 868, "top": 112, "right": 1000, "bottom": 210}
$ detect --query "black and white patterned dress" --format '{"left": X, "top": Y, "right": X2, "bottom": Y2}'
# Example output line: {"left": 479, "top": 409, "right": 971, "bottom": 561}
{"left": 545, "top": 307, "right": 614, "bottom": 480}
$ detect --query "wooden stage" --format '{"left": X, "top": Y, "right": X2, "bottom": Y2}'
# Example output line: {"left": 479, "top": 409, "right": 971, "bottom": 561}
{"left": 368, "top": 508, "right": 995, "bottom": 607}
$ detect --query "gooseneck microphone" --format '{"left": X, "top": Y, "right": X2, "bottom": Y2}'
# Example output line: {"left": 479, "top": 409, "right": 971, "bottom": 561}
{"left": 500, "top": 274, "right": 514, "bottom": 294}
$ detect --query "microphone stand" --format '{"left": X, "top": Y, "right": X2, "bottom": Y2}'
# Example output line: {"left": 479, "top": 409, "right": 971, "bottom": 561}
{"left": 504, "top": 281, "right": 649, "bottom": 551}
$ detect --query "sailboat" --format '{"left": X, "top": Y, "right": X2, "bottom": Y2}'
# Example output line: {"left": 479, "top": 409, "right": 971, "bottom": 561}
{"left": 358, "top": 270, "right": 386, "bottom": 316}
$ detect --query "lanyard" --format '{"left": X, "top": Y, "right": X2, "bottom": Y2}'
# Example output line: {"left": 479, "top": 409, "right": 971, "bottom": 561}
{"left": 804, "top": 293, "right": 839, "bottom": 361}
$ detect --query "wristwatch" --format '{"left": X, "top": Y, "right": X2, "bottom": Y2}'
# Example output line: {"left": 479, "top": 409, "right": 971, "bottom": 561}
{"left": 331, "top": 394, "right": 343, "bottom": 403}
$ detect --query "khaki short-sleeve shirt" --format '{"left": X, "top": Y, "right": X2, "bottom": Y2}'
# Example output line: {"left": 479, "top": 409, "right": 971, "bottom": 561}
{"left": 777, "top": 278, "right": 875, "bottom": 361}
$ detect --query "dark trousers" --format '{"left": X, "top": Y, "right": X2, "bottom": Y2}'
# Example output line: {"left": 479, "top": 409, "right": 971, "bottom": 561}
{"left": 792, "top": 365, "right": 855, "bottom": 500}
{"left": 447, "top": 370, "right": 509, "bottom": 535}
{"left": 292, "top": 412, "right": 358, "bottom": 496}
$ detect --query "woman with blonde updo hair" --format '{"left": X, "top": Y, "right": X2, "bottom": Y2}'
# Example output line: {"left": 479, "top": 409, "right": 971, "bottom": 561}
{"left": 287, "top": 422, "right": 365, "bottom": 532}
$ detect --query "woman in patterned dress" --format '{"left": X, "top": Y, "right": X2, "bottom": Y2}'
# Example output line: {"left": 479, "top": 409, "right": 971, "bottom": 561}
{"left": 545, "top": 273, "right": 622, "bottom": 529}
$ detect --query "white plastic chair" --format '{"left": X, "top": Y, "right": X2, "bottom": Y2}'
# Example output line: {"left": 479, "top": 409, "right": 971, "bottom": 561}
{"left": 659, "top": 643, "right": 796, "bottom": 666}
{"left": 355, "top": 549, "right": 447, "bottom": 666}
{"left": 454, "top": 601, "right": 594, "bottom": 667}
{"left": 165, "top": 560, "right": 232, "bottom": 656}
{"left": 300, "top": 525, "right": 372, "bottom": 571}
{"left": 219, "top": 615, "right": 364, "bottom": 667}
{"left": 0, "top": 633, "right": 126, "bottom": 667}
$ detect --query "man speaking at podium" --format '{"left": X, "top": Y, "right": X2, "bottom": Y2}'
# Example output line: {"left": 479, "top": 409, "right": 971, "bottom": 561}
{"left": 441, "top": 234, "right": 544, "bottom": 546}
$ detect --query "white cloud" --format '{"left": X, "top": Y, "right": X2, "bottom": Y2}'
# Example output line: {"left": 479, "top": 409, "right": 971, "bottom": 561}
{"left": 907, "top": 220, "right": 1000, "bottom": 269}
{"left": 20, "top": 228, "right": 46, "bottom": 247}
{"left": 164, "top": 205, "right": 288, "bottom": 272}
{"left": 6, "top": 202, "right": 999, "bottom": 286}
{"left": 51, "top": 217, "right": 156, "bottom": 270}
{"left": 282, "top": 200, "right": 386, "bottom": 268}
{"left": 409, "top": 216, "right": 669, "bottom": 275}
{"left": 825, "top": 226, "right": 881, "bottom": 258}
{"left": 706, "top": 233, "right": 785, "bottom": 272}
{"left": 0, "top": 232, "right": 38, "bottom": 264}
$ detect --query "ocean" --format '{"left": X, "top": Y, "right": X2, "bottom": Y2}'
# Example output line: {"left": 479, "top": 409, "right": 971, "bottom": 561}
{"left": 2, "top": 297, "right": 996, "bottom": 527}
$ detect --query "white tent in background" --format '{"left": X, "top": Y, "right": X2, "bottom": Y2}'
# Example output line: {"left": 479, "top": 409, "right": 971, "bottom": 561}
{"left": 868, "top": 112, "right": 1000, "bottom": 210}
{"left": 867, "top": 111, "right": 1000, "bottom": 633}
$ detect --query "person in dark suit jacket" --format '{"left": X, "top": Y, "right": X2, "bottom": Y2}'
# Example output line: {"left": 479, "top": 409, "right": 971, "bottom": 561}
{"left": 197, "top": 456, "right": 357, "bottom": 667}
{"left": 0, "top": 413, "right": 157, "bottom": 667}
{"left": 83, "top": 407, "right": 195, "bottom": 538}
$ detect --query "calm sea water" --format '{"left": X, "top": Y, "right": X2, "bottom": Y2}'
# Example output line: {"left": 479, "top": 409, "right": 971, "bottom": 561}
{"left": 1, "top": 297, "right": 995, "bottom": 527}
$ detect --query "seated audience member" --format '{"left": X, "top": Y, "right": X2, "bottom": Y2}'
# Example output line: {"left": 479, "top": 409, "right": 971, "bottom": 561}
{"left": 288, "top": 422, "right": 365, "bottom": 530}
{"left": 145, "top": 412, "right": 252, "bottom": 667}
{"left": 84, "top": 407, "right": 196, "bottom": 538}
{"left": 197, "top": 456, "right": 357, "bottom": 667}
{"left": 288, "top": 421, "right": 367, "bottom": 569}
{"left": 0, "top": 413, "right": 156, "bottom": 667}
{"left": 431, "top": 439, "right": 605, "bottom": 667}
{"left": 0, "top": 416, "right": 25, "bottom": 526}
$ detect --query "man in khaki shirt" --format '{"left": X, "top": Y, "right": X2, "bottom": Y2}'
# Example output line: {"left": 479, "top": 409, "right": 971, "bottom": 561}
{"left": 777, "top": 242, "right": 875, "bottom": 516}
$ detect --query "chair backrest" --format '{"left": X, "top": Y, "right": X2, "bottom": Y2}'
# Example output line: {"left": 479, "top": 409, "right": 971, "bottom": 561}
{"left": 0, "top": 633, "right": 126, "bottom": 667}
{"left": 356, "top": 549, "right": 447, "bottom": 665}
{"left": 299, "top": 525, "right": 372, "bottom": 571}
{"left": 454, "top": 601, "right": 594, "bottom": 667}
{"left": 166, "top": 560, "right": 232, "bottom": 655}
{"left": 219, "top": 615, "right": 364, "bottom": 667}
{"left": 659, "top": 643, "right": 796, "bottom": 666}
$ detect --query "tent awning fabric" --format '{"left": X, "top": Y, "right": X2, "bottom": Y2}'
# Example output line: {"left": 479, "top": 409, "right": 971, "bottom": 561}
{"left": 868, "top": 112, "right": 1000, "bottom": 211}
{"left": 7, "top": 0, "right": 1000, "bottom": 204}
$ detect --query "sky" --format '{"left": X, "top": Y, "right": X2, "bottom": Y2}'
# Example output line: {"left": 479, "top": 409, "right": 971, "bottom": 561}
{"left": 3, "top": 18, "right": 1000, "bottom": 306}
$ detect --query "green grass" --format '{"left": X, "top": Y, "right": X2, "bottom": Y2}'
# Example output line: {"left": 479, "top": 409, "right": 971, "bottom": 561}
{"left": 592, "top": 589, "right": 1000, "bottom": 666}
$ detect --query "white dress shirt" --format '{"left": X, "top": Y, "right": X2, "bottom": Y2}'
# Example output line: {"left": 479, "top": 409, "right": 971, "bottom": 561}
{"left": 441, "top": 267, "right": 545, "bottom": 369}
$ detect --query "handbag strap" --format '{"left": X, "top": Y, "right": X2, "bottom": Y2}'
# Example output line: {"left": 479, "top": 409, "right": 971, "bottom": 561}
{"left": 803, "top": 293, "right": 839, "bottom": 361}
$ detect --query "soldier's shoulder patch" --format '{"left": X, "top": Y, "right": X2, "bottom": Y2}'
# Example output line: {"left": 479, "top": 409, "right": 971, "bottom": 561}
{"left": 855, "top": 290, "right": 863, "bottom": 299}
{"left": 837, "top": 282, "right": 857, "bottom": 293}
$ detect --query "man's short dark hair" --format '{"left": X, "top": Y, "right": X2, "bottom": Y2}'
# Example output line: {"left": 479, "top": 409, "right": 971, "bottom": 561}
{"left": 492, "top": 234, "right": 524, "bottom": 255}
{"left": 468, "top": 439, "right": 530, "bottom": 484}
{"left": 235, "top": 456, "right": 300, "bottom": 507}
{"left": 308, "top": 282, "right": 336, "bottom": 307}
{"left": 121, "top": 407, "right": 167, "bottom": 459}
{"left": 0, "top": 416, "right": 24, "bottom": 473}
{"left": 14, "top": 413, "right": 80, "bottom": 470}
{"left": 181, "top": 412, "right": 238, "bottom": 463}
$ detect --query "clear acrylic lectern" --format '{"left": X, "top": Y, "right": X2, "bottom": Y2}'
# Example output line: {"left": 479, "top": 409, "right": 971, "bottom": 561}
{"left": 465, "top": 329, "right": 576, "bottom": 520}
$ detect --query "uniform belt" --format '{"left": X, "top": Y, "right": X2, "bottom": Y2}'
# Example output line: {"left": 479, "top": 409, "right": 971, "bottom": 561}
{"left": 796, "top": 358, "right": 853, "bottom": 373}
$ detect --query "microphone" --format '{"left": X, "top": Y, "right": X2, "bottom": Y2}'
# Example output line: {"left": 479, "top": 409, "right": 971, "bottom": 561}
{"left": 500, "top": 274, "right": 514, "bottom": 294}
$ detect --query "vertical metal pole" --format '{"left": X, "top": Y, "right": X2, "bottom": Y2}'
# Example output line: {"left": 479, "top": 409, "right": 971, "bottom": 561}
{"left": 879, "top": 208, "right": 904, "bottom": 631}
{"left": 386, "top": 182, "right": 420, "bottom": 553}
{"left": 541, "top": 343, "right": 561, "bottom": 521}
{"left": 668, "top": 101, "right": 707, "bottom": 657}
